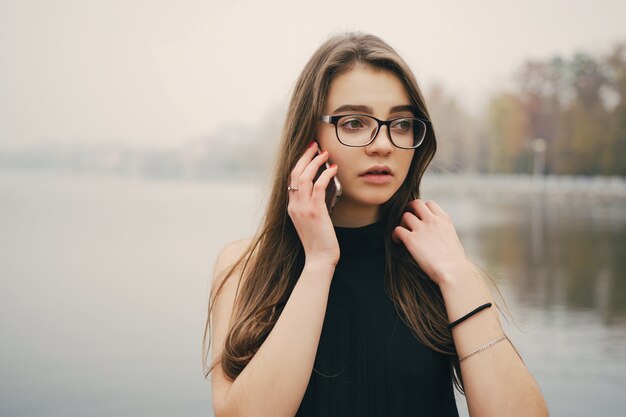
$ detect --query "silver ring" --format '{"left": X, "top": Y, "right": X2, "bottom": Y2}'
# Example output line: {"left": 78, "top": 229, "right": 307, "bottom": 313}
{"left": 287, "top": 185, "right": 299, "bottom": 191}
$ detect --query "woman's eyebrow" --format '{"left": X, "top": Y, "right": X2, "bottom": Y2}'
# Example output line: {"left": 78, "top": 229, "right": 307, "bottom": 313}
{"left": 332, "top": 104, "right": 416, "bottom": 115}
{"left": 390, "top": 105, "right": 417, "bottom": 114}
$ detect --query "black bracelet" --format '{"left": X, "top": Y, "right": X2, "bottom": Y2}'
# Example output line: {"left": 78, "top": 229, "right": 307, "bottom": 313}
{"left": 447, "top": 302, "right": 492, "bottom": 330}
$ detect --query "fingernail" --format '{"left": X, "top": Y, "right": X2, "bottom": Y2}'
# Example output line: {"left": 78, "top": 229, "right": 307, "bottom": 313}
{"left": 330, "top": 163, "right": 337, "bottom": 168}
{"left": 308, "top": 141, "right": 316, "bottom": 148}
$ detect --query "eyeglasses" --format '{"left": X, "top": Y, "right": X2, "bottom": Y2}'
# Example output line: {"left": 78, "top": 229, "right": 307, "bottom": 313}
{"left": 319, "top": 114, "right": 430, "bottom": 149}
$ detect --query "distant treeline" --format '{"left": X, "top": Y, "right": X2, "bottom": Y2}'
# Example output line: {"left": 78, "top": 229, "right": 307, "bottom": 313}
{"left": 428, "top": 41, "right": 626, "bottom": 176}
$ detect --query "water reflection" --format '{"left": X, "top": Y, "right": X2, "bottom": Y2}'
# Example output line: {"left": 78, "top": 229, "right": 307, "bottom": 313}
{"left": 469, "top": 198, "right": 626, "bottom": 323}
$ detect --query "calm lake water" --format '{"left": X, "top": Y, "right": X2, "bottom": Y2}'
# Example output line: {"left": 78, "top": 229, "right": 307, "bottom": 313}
{"left": 0, "top": 170, "right": 624, "bottom": 417}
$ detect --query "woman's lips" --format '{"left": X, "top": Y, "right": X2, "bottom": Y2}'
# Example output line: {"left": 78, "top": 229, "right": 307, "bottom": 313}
{"left": 360, "top": 173, "right": 393, "bottom": 184}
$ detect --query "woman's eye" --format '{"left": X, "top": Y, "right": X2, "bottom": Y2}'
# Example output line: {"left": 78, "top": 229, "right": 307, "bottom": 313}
{"left": 393, "top": 119, "right": 412, "bottom": 131}
{"left": 341, "top": 119, "right": 364, "bottom": 129}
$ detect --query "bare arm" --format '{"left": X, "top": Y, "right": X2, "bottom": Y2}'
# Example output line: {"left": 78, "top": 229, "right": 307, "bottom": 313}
{"left": 210, "top": 241, "right": 335, "bottom": 417}
{"left": 438, "top": 260, "right": 550, "bottom": 417}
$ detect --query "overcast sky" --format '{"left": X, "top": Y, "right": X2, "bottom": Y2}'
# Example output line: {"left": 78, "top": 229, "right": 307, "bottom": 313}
{"left": 1, "top": 0, "right": 625, "bottom": 150}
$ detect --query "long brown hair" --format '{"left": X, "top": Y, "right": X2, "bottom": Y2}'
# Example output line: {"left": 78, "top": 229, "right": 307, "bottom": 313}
{"left": 202, "top": 31, "right": 512, "bottom": 395}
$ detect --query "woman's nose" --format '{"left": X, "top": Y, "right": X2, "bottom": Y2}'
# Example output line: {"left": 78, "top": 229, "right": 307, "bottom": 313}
{"left": 366, "top": 125, "right": 393, "bottom": 154}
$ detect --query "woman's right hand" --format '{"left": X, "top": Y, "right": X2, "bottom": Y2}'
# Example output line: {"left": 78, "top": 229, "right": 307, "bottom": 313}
{"left": 287, "top": 141, "right": 340, "bottom": 267}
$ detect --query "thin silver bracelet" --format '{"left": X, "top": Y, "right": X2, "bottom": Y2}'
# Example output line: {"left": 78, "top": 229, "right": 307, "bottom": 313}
{"left": 459, "top": 335, "right": 508, "bottom": 362}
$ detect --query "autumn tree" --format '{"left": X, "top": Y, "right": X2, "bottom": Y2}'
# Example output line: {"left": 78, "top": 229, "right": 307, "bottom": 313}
{"left": 486, "top": 41, "right": 626, "bottom": 175}
{"left": 605, "top": 43, "right": 626, "bottom": 175}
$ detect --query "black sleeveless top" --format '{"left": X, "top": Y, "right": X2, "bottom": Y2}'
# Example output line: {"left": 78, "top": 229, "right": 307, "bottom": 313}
{"left": 296, "top": 221, "right": 460, "bottom": 417}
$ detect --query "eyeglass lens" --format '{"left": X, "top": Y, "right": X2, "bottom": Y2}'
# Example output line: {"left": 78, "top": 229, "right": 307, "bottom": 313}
{"left": 335, "top": 115, "right": 426, "bottom": 148}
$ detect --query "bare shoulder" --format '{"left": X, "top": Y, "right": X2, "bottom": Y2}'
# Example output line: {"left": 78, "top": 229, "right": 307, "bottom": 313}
{"left": 212, "top": 236, "right": 255, "bottom": 289}
{"left": 216, "top": 236, "right": 254, "bottom": 269}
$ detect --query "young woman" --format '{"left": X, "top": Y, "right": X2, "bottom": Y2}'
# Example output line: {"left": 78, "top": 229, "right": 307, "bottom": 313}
{"left": 203, "top": 32, "right": 549, "bottom": 417}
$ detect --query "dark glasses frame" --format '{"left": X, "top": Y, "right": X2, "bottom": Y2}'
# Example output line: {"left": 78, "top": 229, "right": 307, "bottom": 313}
{"left": 319, "top": 114, "right": 431, "bottom": 149}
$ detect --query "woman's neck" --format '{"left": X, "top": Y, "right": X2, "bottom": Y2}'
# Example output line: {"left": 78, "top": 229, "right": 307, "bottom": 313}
{"left": 330, "top": 200, "right": 380, "bottom": 227}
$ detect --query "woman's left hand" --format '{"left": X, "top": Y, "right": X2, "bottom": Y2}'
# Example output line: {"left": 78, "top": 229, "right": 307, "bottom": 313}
{"left": 391, "top": 199, "right": 470, "bottom": 287}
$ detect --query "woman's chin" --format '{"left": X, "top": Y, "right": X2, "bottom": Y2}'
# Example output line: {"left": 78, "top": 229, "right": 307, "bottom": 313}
{"left": 341, "top": 191, "right": 395, "bottom": 207}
